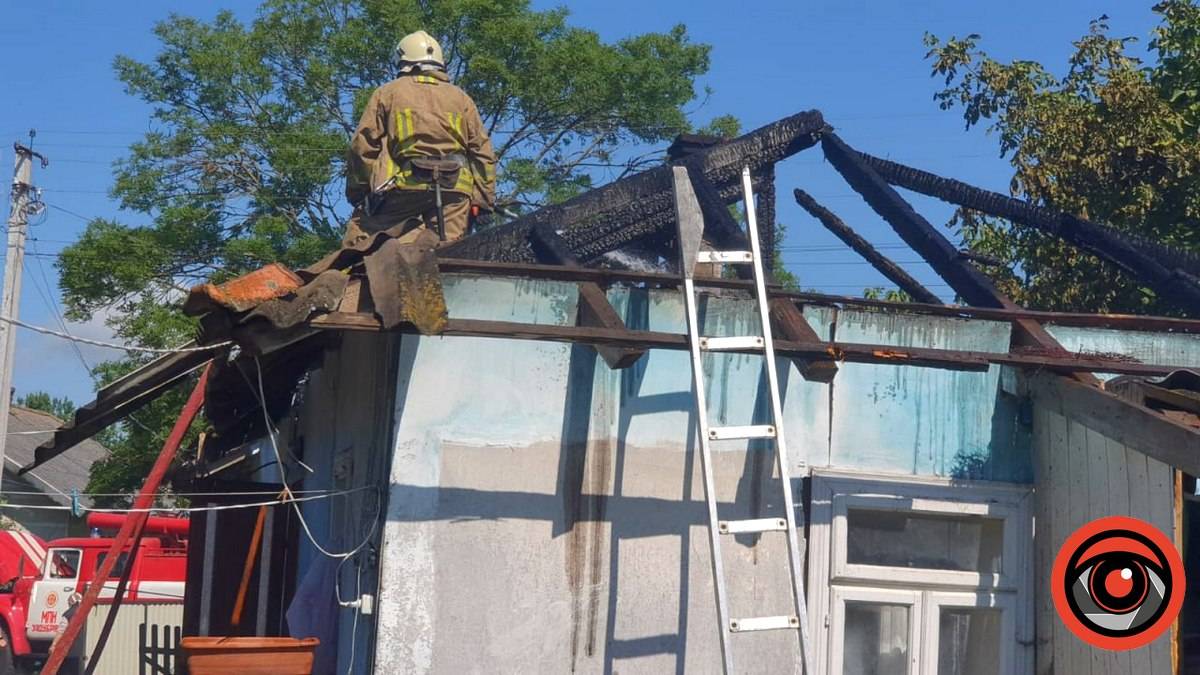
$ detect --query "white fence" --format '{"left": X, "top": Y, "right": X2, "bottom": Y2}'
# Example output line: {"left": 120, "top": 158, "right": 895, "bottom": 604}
{"left": 82, "top": 603, "right": 184, "bottom": 675}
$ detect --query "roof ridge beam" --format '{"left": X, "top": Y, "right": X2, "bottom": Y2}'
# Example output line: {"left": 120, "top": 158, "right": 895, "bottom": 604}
{"left": 857, "top": 150, "right": 1200, "bottom": 311}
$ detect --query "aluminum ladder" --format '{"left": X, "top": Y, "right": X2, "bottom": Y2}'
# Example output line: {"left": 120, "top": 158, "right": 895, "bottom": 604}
{"left": 671, "top": 165, "right": 813, "bottom": 674}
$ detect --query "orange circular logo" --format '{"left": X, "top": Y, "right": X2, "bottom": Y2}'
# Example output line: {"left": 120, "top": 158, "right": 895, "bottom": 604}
{"left": 1051, "top": 516, "right": 1185, "bottom": 650}
{"left": 46, "top": 592, "right": 58, "bottom": 608}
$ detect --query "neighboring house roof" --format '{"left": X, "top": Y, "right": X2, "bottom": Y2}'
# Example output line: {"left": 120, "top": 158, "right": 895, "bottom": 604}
{"left": 6, "top": 406, "right": 108, "bottom": 507}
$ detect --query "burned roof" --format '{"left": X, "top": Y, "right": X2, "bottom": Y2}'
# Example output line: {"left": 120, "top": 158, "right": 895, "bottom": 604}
{"left": 21, "top": 107, "right": 1200, "bottom": 474}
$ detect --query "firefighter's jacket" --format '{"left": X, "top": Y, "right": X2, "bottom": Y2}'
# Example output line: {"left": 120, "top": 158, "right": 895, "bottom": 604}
{"left": 347, "top": 70, "right": 496, "bottom": 209}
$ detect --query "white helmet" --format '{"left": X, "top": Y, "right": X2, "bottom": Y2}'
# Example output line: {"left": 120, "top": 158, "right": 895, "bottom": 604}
{"left": 394, "top": 30, "right": 444, "bottom": 73}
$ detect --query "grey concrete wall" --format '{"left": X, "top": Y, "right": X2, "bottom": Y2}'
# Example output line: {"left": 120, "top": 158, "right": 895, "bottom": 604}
{"left": 372, "top": 276, "right": 1035, "bottom": 674}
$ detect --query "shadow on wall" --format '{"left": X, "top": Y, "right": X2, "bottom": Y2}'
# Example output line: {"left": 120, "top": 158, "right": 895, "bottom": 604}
{"left": 950, "top": 386, "right": 1033, "bottom": 483}
{"left": 384, "top": 287, "right": 803, "bottom": 672}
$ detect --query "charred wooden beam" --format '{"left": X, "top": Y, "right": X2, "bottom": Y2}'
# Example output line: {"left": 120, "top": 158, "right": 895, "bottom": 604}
{"left": 442, "top": 110, "right": 827, "bottom": 264}
{"left": 821, "top": 133, "right": 1005, "bottom": 309}
{"left": 758, "top": 167, "right": 777, "bottom": 274}
{"left": 793, "top": 188, "right": 941, "bottom": 304}
{"left": 820, "top": 132, "right": 1089, "bottom": 380}
{"left": 528, "top": 223, "right": 645, "bottom": 369}
{"left": 23, "top": 348, "right": 215, "bottom": 473}
{"left": 307, "top": 312, "right": 1188, "bottom": 377}
{"left": 858, "top": 152, "right": 1200, "bottom": 312}
{"left": 688, "top": 169, "right": 750, "bottom": 252}
{"left": 430, "top": 258, "right": 1200, "bottom": 333}
{"left": 768, "top": 298, "right": 838, "bottom": 383}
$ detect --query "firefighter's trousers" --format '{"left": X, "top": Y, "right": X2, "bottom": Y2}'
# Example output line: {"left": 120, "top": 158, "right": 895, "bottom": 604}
{"left": 343, "top": 190, "right": 470, "bottom": 248}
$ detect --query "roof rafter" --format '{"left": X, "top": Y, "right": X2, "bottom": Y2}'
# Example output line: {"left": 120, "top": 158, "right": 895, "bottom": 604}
{"left": 858, "top": 151, "right": 1200, "bottom": 312}
{"left": 442, "top": 110, "right": 827, "bottom": 264}
{"left": 793, "top": 188, "right": 941, "bottom": 304}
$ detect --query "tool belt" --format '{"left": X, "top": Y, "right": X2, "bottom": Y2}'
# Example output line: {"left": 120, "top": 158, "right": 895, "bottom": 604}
{"left": 405, "top": 153, "right": 466, "bottom": 191}
{"left": 362, "top": 154, "right": 467, "bottom": 216}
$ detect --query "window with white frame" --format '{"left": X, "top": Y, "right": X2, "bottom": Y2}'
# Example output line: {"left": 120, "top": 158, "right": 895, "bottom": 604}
{"left": 807, "top": 471, "right": 1033, "bottom": 675}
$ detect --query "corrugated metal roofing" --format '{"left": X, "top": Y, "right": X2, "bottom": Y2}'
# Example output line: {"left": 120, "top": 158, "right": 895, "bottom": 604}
{"left": 6, "top": 406, "right": 107, "bottom": 506}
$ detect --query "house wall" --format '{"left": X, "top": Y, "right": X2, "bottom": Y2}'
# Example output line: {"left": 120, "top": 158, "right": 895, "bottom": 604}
{"left": 290, "top": 331, "right": 402, "bottom": 675}
{"left": 1027, "top": 324, "right": 1200, "bottom": 675}
{"left": 373, "top": 275, "right": 1034, "bottom": 674}
{"left": 0, "top": 473, "right": 86, "bottom": 540}
{"left": 1030, "top": 401, "right": 1175, "bottom": 675}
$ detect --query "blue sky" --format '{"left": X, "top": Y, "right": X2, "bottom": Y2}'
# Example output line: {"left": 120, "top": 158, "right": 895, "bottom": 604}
{"left": 0, "top": 0, "right": 1164, "bottom": 404}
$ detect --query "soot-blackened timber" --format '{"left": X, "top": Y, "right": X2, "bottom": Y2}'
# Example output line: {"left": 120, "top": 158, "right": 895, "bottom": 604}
{"left": 442, "top": 110, "right": 827, "bottom": 264}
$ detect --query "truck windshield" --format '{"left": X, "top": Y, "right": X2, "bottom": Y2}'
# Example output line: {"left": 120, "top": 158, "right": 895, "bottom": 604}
{"left": 47, "top": 549, "right": 80, "bottom": 580}
{"left": 96, "top": 552, "right": 130, "bottom": 578}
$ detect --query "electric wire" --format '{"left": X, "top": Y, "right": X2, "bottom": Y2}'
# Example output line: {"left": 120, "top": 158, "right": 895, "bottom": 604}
{"left": 0, "top": 314, "right": 231, "bottom": 354}
{"left": 253, "top": 356, "right": 380, "bottom": 560}
{"left": 26, "top": 239, "right": 92, "bottom": 372}
{"left": 0, "top": 486, "right": 372, "bottom": 513}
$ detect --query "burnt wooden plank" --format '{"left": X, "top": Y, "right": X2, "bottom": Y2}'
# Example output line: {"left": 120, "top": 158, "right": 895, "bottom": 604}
{"left": 529, "top": 222, "right": 645, "bottom": 369}
{"left": 431, "top": 258, "right": 1200, "bottom": 333}
{"left": 820, "top": 133, "right": 1096, "bottom": 385}
{"left": 441, "top": 110, "right": 825, "bottom": 264}
{"left": 22, "top": 349, "right": 214, "bottom": 473}
{"left": 859, "top": 151, "right": 1200, "bottom": 311}
{"left": 793, "top": 188, "right": 941, "bottom": 304}
{"left": 821, "top": 132, "right": 1005, "bottom": 309}
{"left": 1029, "top": 372, "right": 1200, "bottom": 476}
{"left": 768, "top": 298, "right": 838, "bottom": 383}
{"left": 307, "top": 312, "right": 1188, "bottom": 376}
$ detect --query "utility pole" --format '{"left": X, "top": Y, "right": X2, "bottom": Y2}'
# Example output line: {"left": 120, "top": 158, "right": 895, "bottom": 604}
{"left": 0, "top": 136, "right": 48, "bottom": 492}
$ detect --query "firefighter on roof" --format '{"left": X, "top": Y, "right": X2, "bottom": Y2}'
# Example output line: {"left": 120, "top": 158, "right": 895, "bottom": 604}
{"left": 344, "top": 30, "right": 496, "bottom": 247}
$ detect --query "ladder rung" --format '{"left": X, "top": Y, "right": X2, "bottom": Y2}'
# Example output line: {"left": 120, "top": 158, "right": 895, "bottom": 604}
{"left": 699, "top": 336, "right": 763, "bottom": 352}
{"left": 698, "top": 250, "right": 753, "bottom": 264}
{"left": 708, "top": 425, "right": 775, "bottom": 441}
{"left": 729, "top": 615, "right": 800, "bottom": 633}
{"left": 718, "top": 518, "right": 787, "bottom": 534}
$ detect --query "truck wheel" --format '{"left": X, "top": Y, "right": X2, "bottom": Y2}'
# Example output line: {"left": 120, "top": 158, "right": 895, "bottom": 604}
{"left": 0, "top": 630, "right": 14, "bottom": 675}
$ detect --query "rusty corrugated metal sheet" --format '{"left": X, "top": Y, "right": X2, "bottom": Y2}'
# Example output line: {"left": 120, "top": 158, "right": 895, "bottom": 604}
{"left": 183, "top": 263, "right": 303, "bottom": 315}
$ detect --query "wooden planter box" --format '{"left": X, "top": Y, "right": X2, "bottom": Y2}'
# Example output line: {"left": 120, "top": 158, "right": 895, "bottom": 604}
{"left": 180, "top": 636, "right": 320, "bottom": 675}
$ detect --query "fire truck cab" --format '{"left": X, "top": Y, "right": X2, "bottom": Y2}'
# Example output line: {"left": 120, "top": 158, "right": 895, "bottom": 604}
{"left": 0, "top": 514, "right": 187, "bottom": 674}
{"left": 25, "top": 536, "right": 186, "bottom": 641}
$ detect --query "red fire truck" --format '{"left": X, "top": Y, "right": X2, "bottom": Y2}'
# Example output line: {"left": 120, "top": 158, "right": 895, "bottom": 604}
{"left": 0, "top": 513, "right": 187, "bottom": 673}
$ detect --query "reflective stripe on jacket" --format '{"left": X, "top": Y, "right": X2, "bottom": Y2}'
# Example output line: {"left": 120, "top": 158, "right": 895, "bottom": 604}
{"left": 347, "top": 70, "right": 496, "bottom": 208}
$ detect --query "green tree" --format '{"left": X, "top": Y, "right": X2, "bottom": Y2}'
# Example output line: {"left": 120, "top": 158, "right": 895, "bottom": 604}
{"left": 16, "top": 391, "right": 77, "bottom": 422}
{"left": 863, "top": 287, "right": 913, "bottom": 303}
{"left": 924, "top": 1, "right": 1200, "bottom": 313}
{"left": 55, "top": 1, "right": 730, "bottom": 495}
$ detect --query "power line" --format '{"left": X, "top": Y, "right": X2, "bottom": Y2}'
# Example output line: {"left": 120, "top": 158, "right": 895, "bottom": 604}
{"left": 0, "top": 485, "right": 374, "bottom": 514}
{"left": 0, "top": 314, "right": 230, "bottom": 354}
{"left": 26, "top": 239, "right": 92, "bottom": 373}
{"left": 46, "top": 204, "right": 96, "bottom": 223}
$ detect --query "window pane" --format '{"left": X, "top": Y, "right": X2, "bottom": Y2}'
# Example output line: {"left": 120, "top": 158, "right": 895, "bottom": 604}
{"left": 96, "top": 552, "right": 130, "bottom": 578}
{"left": 937, "top": 608, "right": 1001, "bottom": 675}
{"left": 48, "top": 550, "right": 80, "bottom": 579}
{"left": 846, "top": 508, "right": 1004, "bottom": 573}
{"left": 843, "top": 601, "right": 909, "bottom": 675}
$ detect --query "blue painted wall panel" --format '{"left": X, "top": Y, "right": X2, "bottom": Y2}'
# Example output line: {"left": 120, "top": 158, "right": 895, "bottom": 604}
{"left": 407, "top": 276, "right": 1035, "bottom": 482}
{"left": 828, "top": 310, "right": 1029, "bottom": 482}
{"left": 1047, "top": 324, "right": 1200, "bottom": 375}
